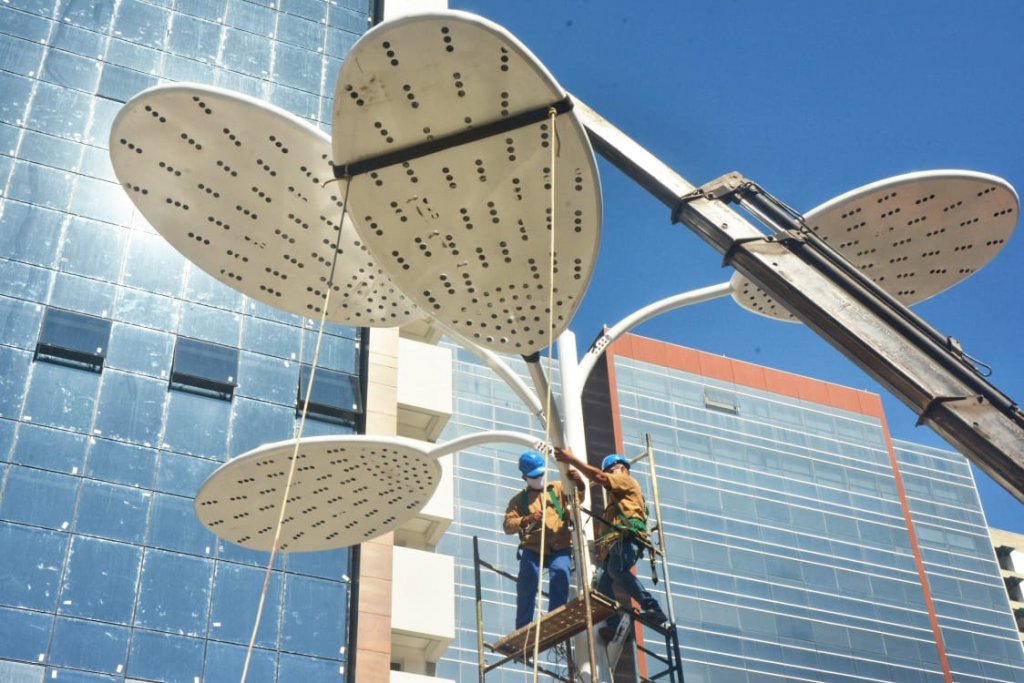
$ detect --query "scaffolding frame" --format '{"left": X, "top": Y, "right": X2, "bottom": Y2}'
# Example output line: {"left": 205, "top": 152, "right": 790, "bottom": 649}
{"left": 472, "top": 435, "right": 684, "bottom": 682}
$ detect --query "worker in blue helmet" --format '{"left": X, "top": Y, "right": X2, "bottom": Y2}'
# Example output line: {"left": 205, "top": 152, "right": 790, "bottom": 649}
{"left": 554, "top": 446, "right": 668, "bottom": 640}
{"left": 503, "top": 449, "right": 585, "bottom": 629}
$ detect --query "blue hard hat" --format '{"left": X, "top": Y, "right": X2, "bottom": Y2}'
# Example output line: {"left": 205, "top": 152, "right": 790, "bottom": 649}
{"left": 601, "top": 454, "right": 630, "bottom": 472}
{"left": 518, "top": 450, "right": 545, "bottom": 478}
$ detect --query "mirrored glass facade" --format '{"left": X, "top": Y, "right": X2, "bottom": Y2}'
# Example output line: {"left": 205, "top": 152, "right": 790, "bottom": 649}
{"left": 0, "top": 0, "right": 371, "bottom": 679}
{"left": 436, "top": 336, "right": 1024, "bottom": 682}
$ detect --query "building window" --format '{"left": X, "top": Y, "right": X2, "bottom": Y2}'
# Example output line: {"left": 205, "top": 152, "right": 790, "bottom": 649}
{"left": 34, "top": 308, "right": 112, "bottom": 372}
{"left": 997, "top": 545, "right": 1016, "bottom": 572}
{"left": 1007, "top": 576, "right": 1024, "bottom": 604}
{"left": 704, "top": 387, "right": 738, "bottom": 414}
{"left": 297, "top": 365, "right": 362, "bottom": 426}
{"left": 170, "top": 337, "right": 238, "bottom": 400}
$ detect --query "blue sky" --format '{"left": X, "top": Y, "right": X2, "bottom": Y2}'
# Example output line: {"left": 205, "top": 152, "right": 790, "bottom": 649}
{"left": 448, "top": 1, "right": 1024, "bottom": 532}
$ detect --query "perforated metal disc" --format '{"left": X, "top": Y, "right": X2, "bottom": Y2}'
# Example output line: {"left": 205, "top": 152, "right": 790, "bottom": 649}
{"left": 195, "top": 435, "right": 441, "bottom": 552}
{"left": 732, "top": 170, "right": 1018, "bottom": 321}
{"left": 332, "top": 11, "right": 601, "bottom": 354}
{"left": 110, "top": 84, "right": 419, "bottom": 326}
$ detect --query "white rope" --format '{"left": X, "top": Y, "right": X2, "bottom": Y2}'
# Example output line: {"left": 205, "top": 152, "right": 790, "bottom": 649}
{"left": 528, "top": 106, "right": 561, "bottom": 681}
{"left": 240, "top": 177, "right": 353, "bottom": 683}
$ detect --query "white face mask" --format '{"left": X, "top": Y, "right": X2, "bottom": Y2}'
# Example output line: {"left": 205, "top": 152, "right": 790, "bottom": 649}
{"left": 526, "top": 476, "right": 545, "bottom": 490}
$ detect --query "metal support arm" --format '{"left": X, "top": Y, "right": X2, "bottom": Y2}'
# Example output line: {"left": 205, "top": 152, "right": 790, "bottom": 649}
{"left": 573, "top": 96, "right": 1024, "bottom": 502}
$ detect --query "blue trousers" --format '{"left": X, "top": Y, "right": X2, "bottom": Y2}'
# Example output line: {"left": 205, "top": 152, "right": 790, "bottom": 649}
{"left": 516, "top": 548, "right": 572, "bottom": 629}
{"left": 596, "top": 538, "right": 659, "bottom": 628}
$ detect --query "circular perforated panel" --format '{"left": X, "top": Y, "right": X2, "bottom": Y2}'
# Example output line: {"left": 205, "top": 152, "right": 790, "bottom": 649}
{"left": 195, "top": 436, "right": 441, "bottom": 552}
{"left": 332, "top": 11, "right": 601, "bottom": 354}
{"left": 110, "top": 84, "right": 419, "bottom": 326}
{"left": 732, "top": 170, "right": 1018, "bottom": 321}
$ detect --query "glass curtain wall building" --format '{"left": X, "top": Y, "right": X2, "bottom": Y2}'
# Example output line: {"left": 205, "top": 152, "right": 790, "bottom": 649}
{"left": 436, "top": 334, "right": 1024, "bottom": 682}
{"left": 0, "top": 0, "right": 372, "bottom": 680}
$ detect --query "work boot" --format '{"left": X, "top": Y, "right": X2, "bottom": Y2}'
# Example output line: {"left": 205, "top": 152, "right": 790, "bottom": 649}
{"left": 637, "top": 605, "right": 668, "bottom": 627}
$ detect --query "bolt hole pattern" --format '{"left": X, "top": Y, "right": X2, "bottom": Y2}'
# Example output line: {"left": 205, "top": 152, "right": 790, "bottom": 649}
{"left": 109, "top": 85, "right": 419, "bottom": 328}
{"left": 194, "top": 439, "right": 441, "bottom": 551}
{"left": 731, "top": 173, "right": 1018, "bottom": 321}
{"left": 329, "top": 15, "right": 609, "bottom": 352}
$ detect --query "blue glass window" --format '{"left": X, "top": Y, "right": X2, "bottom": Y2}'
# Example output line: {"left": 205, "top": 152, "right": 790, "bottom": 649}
{"left": 85, "top": 437, "right": 157, "bottom": 488}
{"left": 279, "top": 652, "right": 346, "bottom": 679}
{"left": 0, "top": 33, "right": 44, "bottom": 77}
{"left": 75, "top": 480, "right": 151, "bottom": 543}
{"left": 135, "top": 550, "right": 213, "bottom": 635}
{"left": 0, "top": 523, "right": 68, "bottom": 611}
{"left": 183, "top": 266, "right": 244, "bottom": 312}
{"left": 229, "top": 398, "right": 295, "bottom": 457}
{"left": 297, "top": 365, "right": 362, "bottom": 426}
{"left": 113, "top": 287, "right": 182, "bottom": 332}
{"left": 0, "top": 605, "right": 52, "bottom": 663}
{"left": 50, "top": 272, "right": 118, "bottom": 318}
{"left": 203, "top": 640, "right": 277, "bottom": 681}
{"left": 49, "top": 617, "right": 130, "bottom": 674}
{"left": 0, "top": 201, "right": 62, "bottom": 269}
{"left": 60, "top": 536, "right": 142, "bottom": 624}
{"left": 167, "top": 13, "right": 221, "bottom": 63}
{"left": 35, "top": 307, "right": 112, "bottom": 371}
{"left": 0, "top": 71, "right": 33, "bottom": 127}
{"left": 226, "top": 0, "right": 275, "bottom": 35}
{"left": 41, "top": 49, "right": 101, "bottom": 92}
{"left": 58, "top": 0, "right": 115, "bottom": 32}
{"left": 178, "top": 301, "right": 241, "bottom": 346}
{"left": 126, "top": 630, "right": 204, "bottom": 683}
{"left": 162, "top": 391, "right": 231, "bottom": 459}
{"left": 0, "top": 419, "right": 13, "bottom": 459}
{"left": 67, "top": 174, "right": 135, "bottom": 227}
{"left": 280, "top": 574, "right": 348, "bottom": 658}
{"left": 12, "top": 423, "right": 88, "bottom": 474}
{"left": 154, "top": 452, "right": 219, "bottom": 497}
{"left": 105, "top": 322, "right": 175, "bottom": 378}
{"left": 59, "top": 217, "right": 128, "bottom": 281}
{"left": 241, "top": 316, "right": 301, "bottom": 359}
{"left": 122, "top": 231, "right": 186, "bottom": 297}
{"left": 208, "top": 562, "right": 282, "bottom": 647}
{"left": 21, "top": 361, "right": 100, "bottom": 431}
{"left": 0, "top": 466, "right": 79, "bottom": 530}
{"left": 148, "top": 492, "right": 215, "bottom": 556}
{"left": 93, "top": 370, "right": 166, "bottom": 445}
{"left": 286, "top": 547, "right": 350, "bottom": 581}
{"left": 238, "top": 351, "right": 299, "bottom": 405}
{"left": 30, "top": 82, "right": 92, "bottom": 142}
{"left": 170, "top": 337, "right": 239, "bottom": 400}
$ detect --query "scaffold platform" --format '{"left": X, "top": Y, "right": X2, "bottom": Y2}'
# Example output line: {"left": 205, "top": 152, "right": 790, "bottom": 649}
{"left": 490, "top": 590, "right": 619, "bottom": 659}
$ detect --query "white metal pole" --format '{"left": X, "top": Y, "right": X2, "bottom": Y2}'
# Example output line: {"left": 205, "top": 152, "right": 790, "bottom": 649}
{"left": 555, "top": 330, "right": 602, "bottom": 683}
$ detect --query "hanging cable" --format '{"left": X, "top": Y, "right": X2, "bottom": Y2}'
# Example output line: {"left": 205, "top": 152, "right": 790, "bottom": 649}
{"left": 524, "top": 106, "right": 563, "bottom": 680}
{"left": 240, "top": 176, "right": 354, "bottom": 683}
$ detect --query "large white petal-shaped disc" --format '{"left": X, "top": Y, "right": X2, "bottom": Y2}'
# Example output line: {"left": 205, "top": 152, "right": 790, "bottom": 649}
{"left": 332, "top": 11, "right": 602, "bottom": 354}
{"left": 732, "top": 170, "right": 1018, "bottom": 321}
{"left": 110, "top": 84, "right": 419, "bottom": 326}
{"left": 195, "top": 436, "right": 441, "bottom": 552}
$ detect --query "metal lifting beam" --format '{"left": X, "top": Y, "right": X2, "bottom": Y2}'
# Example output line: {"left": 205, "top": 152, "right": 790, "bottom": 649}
{"left": 573, "top": 97, "right": 1024, "bottom": 504}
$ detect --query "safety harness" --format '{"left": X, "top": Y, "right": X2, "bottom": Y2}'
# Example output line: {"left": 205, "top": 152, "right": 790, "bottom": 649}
{"left": 516, "top": 486, "right": 569, "bottom": 561}
{"left": 519, "top": 486, "right": 564, "bottom": 521}
{"left": 595, "top": 495, "right": 660, "bottom": 584}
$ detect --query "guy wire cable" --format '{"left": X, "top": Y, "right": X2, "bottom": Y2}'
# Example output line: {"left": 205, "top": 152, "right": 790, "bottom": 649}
{"left": 240, "top": 176, "right": 354, "bottom": 683}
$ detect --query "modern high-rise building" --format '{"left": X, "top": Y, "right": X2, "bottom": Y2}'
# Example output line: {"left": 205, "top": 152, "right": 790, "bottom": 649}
{"left": 2, "top": 1, "right": 1023, "bottom": 683}
{"left": 0, "top": 0, "right": 393, "bottom": 681}
{"left": 991, "top": 528, "right": 1024, "bottom": 647}
{"left": 435, "top": 334, "right": 1024, "bottom": 682}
